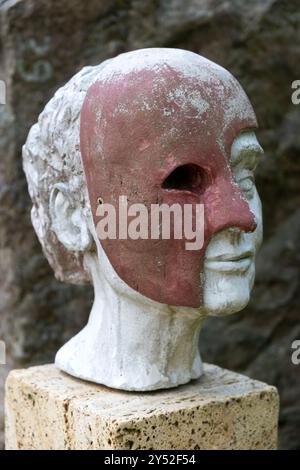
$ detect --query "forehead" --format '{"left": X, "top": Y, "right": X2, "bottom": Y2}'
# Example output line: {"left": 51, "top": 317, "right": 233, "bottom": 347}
{"left": 80, "top": 62, "right": 258, "bottom": 186}
{"left": 82, "top": 63, "right": 257, "bottom": 157}
{"left": 87, "top": 62, "right": 255, "bottom": 118}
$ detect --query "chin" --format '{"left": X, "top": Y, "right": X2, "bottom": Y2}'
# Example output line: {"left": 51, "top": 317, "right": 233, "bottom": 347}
{"left": 203, "top": 264, "right": 255, "bottom": 316}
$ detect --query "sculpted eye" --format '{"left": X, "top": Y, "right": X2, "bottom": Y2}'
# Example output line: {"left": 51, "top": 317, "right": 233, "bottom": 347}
{"left": 237, "top": 175, "right": 255, "bottom": 198}
{"left": 162, "top": 164, "right": 205, "bottom": 193}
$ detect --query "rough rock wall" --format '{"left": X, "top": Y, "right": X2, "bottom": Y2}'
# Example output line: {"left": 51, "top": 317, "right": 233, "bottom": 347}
{"left": 0, "top": 0, "right": 299, "bottom": 449}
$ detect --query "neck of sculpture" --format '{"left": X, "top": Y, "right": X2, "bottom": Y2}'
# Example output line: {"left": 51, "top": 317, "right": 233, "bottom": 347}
{"left": 55, "top": 252, "right": 204, "bottom": 391}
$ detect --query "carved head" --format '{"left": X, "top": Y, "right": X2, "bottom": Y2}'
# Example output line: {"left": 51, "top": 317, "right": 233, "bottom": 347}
{"left": 23, "top": 49, "right": 263, "bottom": 315}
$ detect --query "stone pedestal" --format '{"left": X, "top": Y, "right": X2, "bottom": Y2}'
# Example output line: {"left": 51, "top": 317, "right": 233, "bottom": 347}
{"left": 5, "top": 363, "right": 279, "bottom": 450}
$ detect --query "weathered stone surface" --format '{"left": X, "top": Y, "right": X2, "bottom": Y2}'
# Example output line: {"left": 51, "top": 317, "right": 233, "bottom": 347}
{"left": 0, "top": 0, "right": 299, "bottom": 449}
{"left": 5, "top": 363, "right": 279, "bottom": 450}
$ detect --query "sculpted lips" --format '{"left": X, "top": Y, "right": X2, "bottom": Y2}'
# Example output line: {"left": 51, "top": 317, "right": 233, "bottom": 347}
{"left": 205, "top": 250, "right": 254, "bottom": 273}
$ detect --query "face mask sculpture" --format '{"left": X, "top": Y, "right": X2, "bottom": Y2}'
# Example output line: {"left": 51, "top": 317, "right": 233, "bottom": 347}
{"left": 23, "top": 49, "right": 263, "bottom": 391}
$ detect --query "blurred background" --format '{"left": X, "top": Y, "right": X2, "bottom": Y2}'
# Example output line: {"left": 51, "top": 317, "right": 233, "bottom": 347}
{"left": 0, "top": 0, "right": 299, "bottom": 450}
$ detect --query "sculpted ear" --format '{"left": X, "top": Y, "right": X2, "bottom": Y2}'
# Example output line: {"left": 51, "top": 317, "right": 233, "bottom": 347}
{"left": 50, "top": 183, "right": 93, "bottom": 252}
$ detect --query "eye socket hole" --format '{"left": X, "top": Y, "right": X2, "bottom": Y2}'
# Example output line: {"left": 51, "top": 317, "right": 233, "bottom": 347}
{"left": 162, "top": 164, "right": 204, "bottom": 192}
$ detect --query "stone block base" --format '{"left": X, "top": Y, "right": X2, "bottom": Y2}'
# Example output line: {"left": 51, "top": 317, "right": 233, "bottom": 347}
{"left": 5, "top": 363, "right": 279, "bottom": 450}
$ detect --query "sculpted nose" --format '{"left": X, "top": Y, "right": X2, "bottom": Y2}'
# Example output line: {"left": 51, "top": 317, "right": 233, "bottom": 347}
{"left": 205, "top": 177, "right": 256, "bottom": 235}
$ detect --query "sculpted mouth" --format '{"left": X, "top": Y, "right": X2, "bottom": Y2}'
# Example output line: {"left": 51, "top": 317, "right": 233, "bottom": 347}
{"left": 205, "top": 251, "right": 254, "bottom": 272}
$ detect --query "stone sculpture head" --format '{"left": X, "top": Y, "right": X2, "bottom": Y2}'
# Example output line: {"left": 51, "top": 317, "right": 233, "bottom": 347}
{"left": 23, "top": 49, "right": 263, "bottom": 391}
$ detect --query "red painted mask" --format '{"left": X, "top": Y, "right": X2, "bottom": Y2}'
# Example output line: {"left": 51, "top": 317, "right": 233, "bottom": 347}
{"left": 80, "top": 49, "right": 257, "bottom": 307}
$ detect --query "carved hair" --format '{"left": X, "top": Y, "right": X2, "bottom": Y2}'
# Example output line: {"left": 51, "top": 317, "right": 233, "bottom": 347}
{"left": 23, "top": 60, "right": 111, "bottom": 284}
